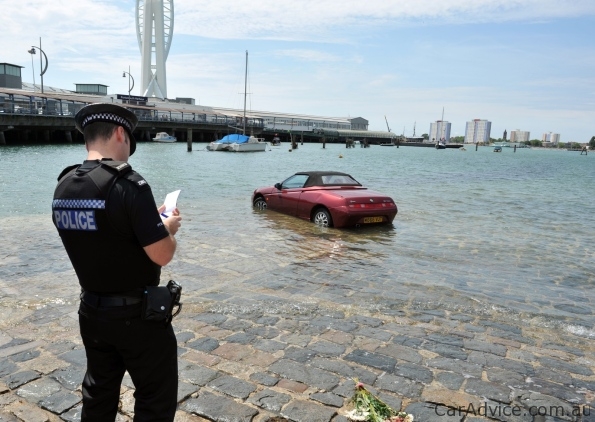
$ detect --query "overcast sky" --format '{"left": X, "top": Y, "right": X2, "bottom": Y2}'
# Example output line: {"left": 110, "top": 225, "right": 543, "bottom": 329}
{"left": 2, "top": 0, "right": 594, "bottom": 141}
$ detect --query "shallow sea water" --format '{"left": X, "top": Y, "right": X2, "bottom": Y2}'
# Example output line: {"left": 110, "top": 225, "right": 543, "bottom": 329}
{"left": 0, "top": 142, "right": 593, "bottom": 338}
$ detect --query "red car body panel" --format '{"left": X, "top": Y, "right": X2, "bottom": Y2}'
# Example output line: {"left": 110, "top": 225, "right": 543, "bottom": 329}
{"left": 252, "top": 172, "right": 398, "bottom": 228}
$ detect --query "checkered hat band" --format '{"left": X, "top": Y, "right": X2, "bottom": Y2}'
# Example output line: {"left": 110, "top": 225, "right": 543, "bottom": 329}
{"left": 82, "top": 113, "right": 132, "bottom": 132}
{"left": 52, "top": 199, "right": 106, "bottom": 209}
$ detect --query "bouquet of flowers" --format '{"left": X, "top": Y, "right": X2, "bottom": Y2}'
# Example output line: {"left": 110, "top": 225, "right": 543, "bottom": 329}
{"left": 345, "top": 381, "right": 414, "bottom": 422}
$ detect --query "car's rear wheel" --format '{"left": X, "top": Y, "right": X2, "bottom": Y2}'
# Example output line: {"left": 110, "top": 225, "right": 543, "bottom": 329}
{"left": 253, "top": 197, "right": 267, "bottom": 210}
{"left": 313, "top": 208, "right": 333, "bottom": 227}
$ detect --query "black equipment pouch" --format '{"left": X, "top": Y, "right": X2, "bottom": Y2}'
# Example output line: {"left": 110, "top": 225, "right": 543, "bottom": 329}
{"left": 141, "top": 280, "right": 182, "bottom": 324}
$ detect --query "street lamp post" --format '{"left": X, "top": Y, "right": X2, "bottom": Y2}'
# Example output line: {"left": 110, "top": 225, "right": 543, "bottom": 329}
{"left": 27, "top": 49, "right": 36, "bottom": 91}
{"left": 28, "top": 37, "right": 48, "bottom": 94}
{"left": 122, "top": 66, "right": 135, "bottom": 99}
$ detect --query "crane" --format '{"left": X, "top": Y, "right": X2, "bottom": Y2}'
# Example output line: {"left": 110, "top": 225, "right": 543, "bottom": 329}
{"left": 384, "top": 115, "right": 391, "bottom": 133}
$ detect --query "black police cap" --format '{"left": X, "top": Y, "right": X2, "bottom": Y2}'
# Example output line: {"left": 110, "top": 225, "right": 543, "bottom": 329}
{"left": 75, "top": 103, "right": 138, "bottom": 156}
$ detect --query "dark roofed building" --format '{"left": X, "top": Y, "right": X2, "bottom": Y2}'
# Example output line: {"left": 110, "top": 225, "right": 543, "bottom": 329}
{"left": 0, "top": 63, "right": 24, "bottom": 89}
{"left": 75, "top": 84, "right": 109, "bottom": 96}
{"left": 349, "top": 117, "right": 368, "bottom": 130}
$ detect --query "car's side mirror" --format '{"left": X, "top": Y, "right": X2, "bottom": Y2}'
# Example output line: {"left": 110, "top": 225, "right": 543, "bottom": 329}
{"left": 274, "top": 183, "right": 282, "bottom": 190}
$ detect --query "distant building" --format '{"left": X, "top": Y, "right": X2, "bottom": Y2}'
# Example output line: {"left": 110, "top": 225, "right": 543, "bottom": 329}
{"left": 464, "top": 119, "right": 492, "bottom": 143}
{"left": 349, "top": 117, "right": 369, "bottom": 131}
{"left": 510, "top": 130, "right": 530, "bottom": 143}
{"left": 429, "top": 121, "right": 451, "bottom": 143}
{"left": 0, "top": 63, "right": 24, "bottom": 89}
{"left": 542, "top": 132, "right": 560, "bottom": 143}
{"left": 503, "top": 129, "right": 507, "bottom": 141}
{"left": 175, "top": 97, "right": 195, "bottom": 105}
{"left": 75, "top": 84, "right": 109, "bottom": 96}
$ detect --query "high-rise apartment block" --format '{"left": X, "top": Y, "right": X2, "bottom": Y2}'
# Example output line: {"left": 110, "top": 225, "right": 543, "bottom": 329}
{"left": 464, "top": 119, "right": 492, "bottom": 143}
{"left": 429, "top": 121, "right": 451, "bottom": 143}
{"left": 510, "top": 130, "right": 530, "bottom": 143}
{"left": 542, "top": 132, "right": 560, "bottom": 143}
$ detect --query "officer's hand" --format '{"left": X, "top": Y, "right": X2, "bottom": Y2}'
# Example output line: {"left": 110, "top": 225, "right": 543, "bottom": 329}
{"left": 164, "top": 213, "right": 182, "bottom": 236}
{"left": 157, "top": 205, "right": 182, "bottom": 236}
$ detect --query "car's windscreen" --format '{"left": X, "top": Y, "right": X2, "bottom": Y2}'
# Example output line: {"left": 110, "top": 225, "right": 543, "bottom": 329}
{"left": 321, "top": 175, "right": 360, "bottom": 185}
{"left": 282, "top": 174, "right": 310, "bottom": 189}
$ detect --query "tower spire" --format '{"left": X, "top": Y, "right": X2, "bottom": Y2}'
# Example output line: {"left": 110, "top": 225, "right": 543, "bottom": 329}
{"left": 136, "top": 0, "right": 174, "bottom": 99}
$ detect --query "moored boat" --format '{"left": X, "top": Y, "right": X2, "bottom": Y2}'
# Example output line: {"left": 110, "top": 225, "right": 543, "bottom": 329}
{"left": 228, "top": 135, "right": 267, "bottom": 152}
{"left": 207, "top": 134, "right": 267, "bottom": 152}
{"left": 152, "top": 132, "right": 176, "bottom": 143}
{"left": 206, "top": 51, "right": 267, "bottom": 153}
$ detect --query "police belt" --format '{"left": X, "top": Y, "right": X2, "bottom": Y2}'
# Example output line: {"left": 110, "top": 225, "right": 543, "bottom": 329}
{"left": 80, "top": 290, "right": 143, "bottom": 308}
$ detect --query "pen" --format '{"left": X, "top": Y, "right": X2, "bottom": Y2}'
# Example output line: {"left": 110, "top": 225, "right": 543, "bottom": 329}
{"left": 161, "top": 213, "right": 168, "bottom": 218}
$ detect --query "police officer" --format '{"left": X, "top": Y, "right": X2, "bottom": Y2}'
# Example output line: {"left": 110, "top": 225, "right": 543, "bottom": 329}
{"left": 52, "top": 103, "right": 182, "bottom": 421}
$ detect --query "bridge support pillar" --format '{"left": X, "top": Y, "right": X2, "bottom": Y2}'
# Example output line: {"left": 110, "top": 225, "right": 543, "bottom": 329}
{"left": 0, "top": 132, "right": 5, "bottom": 145}
{"left": 145, "top": 131, "right": 151, "bottom": 141}
{"left": 200, "top": 132, "right": 204, "bottom": 142}
{"left": 44, "top": 130, "right": 51, "bottom": 143}
{"left": 187, "top": 129, "right": 193, "bottom": 152}
{"left": 65, "top": 131, "right": 72, "bottom": 143}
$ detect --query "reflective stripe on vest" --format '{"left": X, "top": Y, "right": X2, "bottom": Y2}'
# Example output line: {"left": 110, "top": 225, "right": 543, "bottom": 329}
{"left": 52, "top": 199, "right": 105, "bottom": 231}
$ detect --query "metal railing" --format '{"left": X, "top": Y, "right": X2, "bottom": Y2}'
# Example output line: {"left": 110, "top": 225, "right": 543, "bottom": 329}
{"left": 0, "top": 105, "right": 265, "bottom": 129}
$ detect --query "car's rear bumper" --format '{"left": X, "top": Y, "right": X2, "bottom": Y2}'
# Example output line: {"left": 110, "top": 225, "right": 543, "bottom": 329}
{"left": 329, "top": 205, "right": 397, "bottom": 228}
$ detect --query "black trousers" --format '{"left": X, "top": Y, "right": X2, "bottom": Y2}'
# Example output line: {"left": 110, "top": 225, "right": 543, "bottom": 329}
{"left": 78, "top": 301, "right": 178, "bottom": 421}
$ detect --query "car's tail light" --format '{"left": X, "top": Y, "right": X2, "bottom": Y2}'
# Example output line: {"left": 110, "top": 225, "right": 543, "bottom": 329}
{"left": 348, "top": 202, "right": 394, "bottom": 209}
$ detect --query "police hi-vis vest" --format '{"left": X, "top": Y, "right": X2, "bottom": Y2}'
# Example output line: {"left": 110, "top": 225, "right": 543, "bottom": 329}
{"left": 52, "top": 160, "right": 161, "bottom": 293}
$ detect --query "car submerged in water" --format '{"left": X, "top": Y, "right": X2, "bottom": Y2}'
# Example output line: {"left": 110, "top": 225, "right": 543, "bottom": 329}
{"left": 251, "top": 171, "right": 398, "bottom": 228}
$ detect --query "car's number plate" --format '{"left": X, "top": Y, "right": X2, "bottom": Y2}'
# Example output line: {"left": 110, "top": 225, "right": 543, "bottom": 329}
{"left": 363, "top": 217, "right": 383, "bottom": 223}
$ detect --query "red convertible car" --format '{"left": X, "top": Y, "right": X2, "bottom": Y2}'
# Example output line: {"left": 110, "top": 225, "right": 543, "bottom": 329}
{"left": 251, "top": 171, "right": 398, "bottom": 228}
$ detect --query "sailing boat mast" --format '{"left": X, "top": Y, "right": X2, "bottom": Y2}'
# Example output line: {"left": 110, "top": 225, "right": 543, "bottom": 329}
{"left": 243, "top": 50, "right": 248, "bottom": 135}
{"left": 440, "top": 107, "right": 445, "bottom": 141}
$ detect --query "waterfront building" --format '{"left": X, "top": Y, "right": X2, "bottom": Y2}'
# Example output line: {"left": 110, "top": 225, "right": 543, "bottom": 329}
{"left": 0, "top": 63, "right": 24, "bottom": 89}
{"left": 429, "top": 121, "right": 451, "bottom": 143}
{"left": 542, "top": 132, "right": 560, "bottom": 143}
{"left": 464, "top": 119, "right": 492, "bottom": 144}
{"left": 75, "top": 84, "right": 108, "bottom": 96}
{"left": 510, "top": 130, "right": 530, "bottom": 143}
{"left": 187, "top": 103, "right": 354, "bottom": 132}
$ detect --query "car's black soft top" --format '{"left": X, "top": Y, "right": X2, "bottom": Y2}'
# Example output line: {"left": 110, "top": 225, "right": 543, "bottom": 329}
{"left": 294, "top": 171, "right": 361, "bottom": 187}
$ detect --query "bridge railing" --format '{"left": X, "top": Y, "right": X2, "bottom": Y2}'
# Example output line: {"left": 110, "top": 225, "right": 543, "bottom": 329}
{"left": 0, "top": 106, "right": 265, "bottom": 129}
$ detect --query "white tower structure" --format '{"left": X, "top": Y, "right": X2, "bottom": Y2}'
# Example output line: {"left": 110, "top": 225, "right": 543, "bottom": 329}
{"left": 465, "top": 119, "right": 492, "bottom": 144}
{"left": 136, "top": 0, "right": 174, "bottom": 99}
{"left": 429, "top": 121, "right": 451, "bottom": 143}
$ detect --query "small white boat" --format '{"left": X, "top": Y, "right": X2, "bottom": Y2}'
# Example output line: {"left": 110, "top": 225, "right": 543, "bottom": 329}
{"left": 228, "top": 136, "right": 268, "bottom": 152}
{"left": 207, "top": 134, "right": 267, "bottom": 152}
{"left": 152, "top": 132, "right": 177, "bottom": 143}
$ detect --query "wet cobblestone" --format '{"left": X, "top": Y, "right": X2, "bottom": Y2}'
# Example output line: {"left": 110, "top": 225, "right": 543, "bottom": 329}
{"left": 2, "top": 292, "right": 594, "bottom": 422}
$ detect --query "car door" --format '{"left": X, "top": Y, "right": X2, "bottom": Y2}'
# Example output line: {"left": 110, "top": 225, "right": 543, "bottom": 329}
{"left": 267, "top": 174, "right": 309, "bottom": 216}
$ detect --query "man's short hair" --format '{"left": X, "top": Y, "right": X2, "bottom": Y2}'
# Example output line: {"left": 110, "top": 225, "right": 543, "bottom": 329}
{"left": 83, "top": 122, "right": 119, "bottom": 143}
